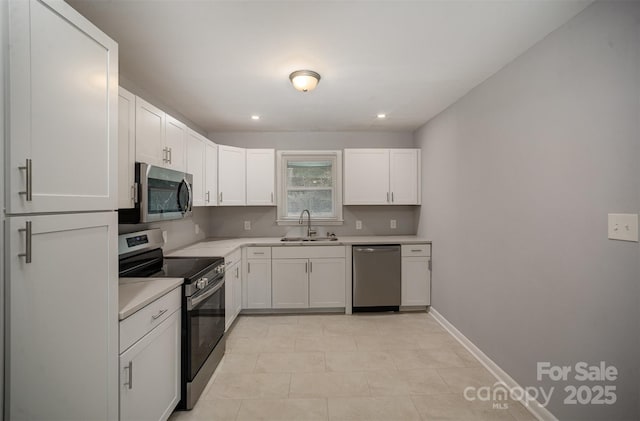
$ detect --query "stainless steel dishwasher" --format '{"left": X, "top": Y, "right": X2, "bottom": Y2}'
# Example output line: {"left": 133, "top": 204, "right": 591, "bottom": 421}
{"left": 352, "top": 245, "right": 401, "bottom": 312}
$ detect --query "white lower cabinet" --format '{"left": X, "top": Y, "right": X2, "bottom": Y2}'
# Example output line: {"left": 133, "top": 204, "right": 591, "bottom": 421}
{"left": 246, "top": 247, "right": 272, "bottom": 309}
{"left": 401, "top": 244, "right": 432, "bottom": 306}
{"left": 225, "top": 255, "right": 243, "bottom": 330}
{"left": 309, "top": 258, "right": 346, "bottom": 308}
{"left": 272, "top": 259, "right": 310, "bottom": 308}
{"left": 119, "top": 288, "right": 181, "bottom": 421}
{"left": 271, "top": 246, "right": 346, "bottom": 309}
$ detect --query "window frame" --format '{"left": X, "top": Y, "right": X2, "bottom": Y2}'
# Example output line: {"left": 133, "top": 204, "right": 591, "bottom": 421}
{"left": 276, "top": 150, "right": 343, "bottom": 225}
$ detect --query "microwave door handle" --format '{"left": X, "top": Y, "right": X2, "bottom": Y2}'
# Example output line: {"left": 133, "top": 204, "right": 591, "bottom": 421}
{"left": 178, "top": 178, "right": 192, "bottom": 214}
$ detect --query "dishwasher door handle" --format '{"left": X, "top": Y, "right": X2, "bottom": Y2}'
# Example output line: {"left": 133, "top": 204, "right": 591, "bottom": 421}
{"left": 354, "top": 247, "right": 399, "bottom": 253}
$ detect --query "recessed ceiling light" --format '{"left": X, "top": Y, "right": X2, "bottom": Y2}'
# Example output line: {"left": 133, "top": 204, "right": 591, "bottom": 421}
{"left": 377, "top": 113, "right": 386, "bottom": 119}
{"left": 251, "top": 115, "right": 260, "bottom": 120}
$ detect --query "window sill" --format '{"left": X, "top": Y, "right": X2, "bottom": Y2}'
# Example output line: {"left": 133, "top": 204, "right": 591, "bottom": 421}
{"left": 276, "top": 219, "right": 344, "bottom": 226}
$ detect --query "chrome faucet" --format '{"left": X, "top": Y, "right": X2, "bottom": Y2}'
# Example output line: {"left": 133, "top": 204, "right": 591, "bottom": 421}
{"left": 299, "top": 209, "right": 316, "bottom": 237}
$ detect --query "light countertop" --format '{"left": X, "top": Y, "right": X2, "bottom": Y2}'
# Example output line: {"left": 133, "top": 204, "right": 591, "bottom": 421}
{"left": 166, "top": 236, "right": 431, "bottom": 258}
{"left": 119, "top": 277, "right": 184, "bottom": 320}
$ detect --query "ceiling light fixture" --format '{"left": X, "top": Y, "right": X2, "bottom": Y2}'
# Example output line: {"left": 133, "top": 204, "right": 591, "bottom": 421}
{"left": 289, "top": 70, "right": 321, "bottom": 92}
{"left": 377, "top": 113, "right": 386, "bottom": 119}
{"left": 251, "top": 115, "right": 260, "bottom": 120}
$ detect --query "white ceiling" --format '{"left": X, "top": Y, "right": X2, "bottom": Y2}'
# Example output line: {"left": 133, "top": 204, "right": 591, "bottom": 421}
{"left": 69, "top": 0, "right": 590, "bottom": 133}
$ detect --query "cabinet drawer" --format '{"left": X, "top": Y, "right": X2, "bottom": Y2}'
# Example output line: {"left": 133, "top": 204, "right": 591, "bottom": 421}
{"left": 401, "top": 244, "right": 431, "bottom": 257}
{"left": 120, "top": 287, "right": 181, "bottom": 353}
{"left": 272, "top": 245, "right": 345, "bottom": 259}
{"left": 225, "top": 249, "right": 242, "bottom": 266}
{"left": 247, "top": 247, "right": 271, "bottom": 259}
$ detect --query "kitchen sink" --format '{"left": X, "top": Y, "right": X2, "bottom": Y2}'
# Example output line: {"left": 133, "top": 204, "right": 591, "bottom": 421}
{"left": 281, "top": 236, "right": 339, "bottom": 242}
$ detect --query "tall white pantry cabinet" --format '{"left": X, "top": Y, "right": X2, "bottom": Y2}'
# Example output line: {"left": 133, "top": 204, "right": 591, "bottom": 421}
{"left": 4, "top": 1, "right": 119, "bottom": 420}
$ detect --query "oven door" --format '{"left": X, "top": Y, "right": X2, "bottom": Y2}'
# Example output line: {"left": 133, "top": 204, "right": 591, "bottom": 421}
{"left": 140, "top": 163, "right": 193, "bottom": 222}
{"left": 185, "top": 278, "right": 225, "bottom": 382}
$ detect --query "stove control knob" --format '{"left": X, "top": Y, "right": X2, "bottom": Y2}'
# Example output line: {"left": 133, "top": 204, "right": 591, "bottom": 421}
{"left": 215, "top": 264, "right": 225, "bottom": 274}
{"left": 196, "top": 277, "right": 209, "bottom": 290}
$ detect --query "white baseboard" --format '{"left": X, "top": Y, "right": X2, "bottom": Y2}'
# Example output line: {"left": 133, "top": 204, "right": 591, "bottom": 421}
{"left": 429, "top": 308, "right": 558, "bottom": 421}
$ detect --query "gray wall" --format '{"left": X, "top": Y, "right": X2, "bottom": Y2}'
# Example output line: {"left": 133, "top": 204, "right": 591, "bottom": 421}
{"left": 415, "top": 2, "right": 639, "bottom": 420}
{"left": 207, "top": 205, "right": 418, "bottom": 238}
{"left": 119, "top": 207, "right": 211, "bottom": 252}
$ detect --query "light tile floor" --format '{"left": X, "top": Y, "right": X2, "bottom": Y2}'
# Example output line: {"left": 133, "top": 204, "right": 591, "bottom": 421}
{"left": 169, "top": 312, "right": 536, "bottom": 421}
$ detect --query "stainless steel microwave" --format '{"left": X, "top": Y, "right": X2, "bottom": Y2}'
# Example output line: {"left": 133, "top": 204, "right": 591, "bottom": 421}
{"left": 119, "top": 163, "right": 193, "bottom": 224}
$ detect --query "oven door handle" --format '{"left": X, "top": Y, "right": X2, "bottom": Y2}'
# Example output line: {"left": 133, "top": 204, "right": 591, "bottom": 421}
{"left": 188, "top": 279, "right": 224, "bottom": 310}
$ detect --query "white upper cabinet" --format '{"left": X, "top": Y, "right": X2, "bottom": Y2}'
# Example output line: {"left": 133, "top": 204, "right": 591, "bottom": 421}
{"left": 186, "top": 129, "right": 206, "bottom": 207}
{"left": 246, "top": 149, "right": 275, "bottom": 206}
{"left": 118, "top": 87, "right": 136, "bottom": 209}
{"left": 389, "top": 149, "right": 421, "bottom": 205}
{"left": 7, "top": 0, "right": 118, "bottom": 214}
{"left": 343, "top": 148, "right": 421, "bottom": 205}
{"left": 135, "top": 97, "right": 166, "bottom": 168}
{"left": 343, "top": 149, "right": 390, "bottom": 205}
{"left": 204, "top": 142, "right": 218, "bottom": 206}
{"left": 218, "top": 145, "right": 246, "bottom": 206}
{"left": 164, "top": 115, "right": 187, "bottom": 172}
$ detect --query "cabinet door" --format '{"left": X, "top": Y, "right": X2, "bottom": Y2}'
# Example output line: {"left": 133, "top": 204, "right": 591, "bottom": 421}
{"left": 7, "top": 0, "right": 118, "bottom": 214}
{"left": 186, "top": 129, "right": 206, "bottom": 207}
{"left": 218, "top": 145, "right": 246, "bottom": 206}
{"left": 135, "top": 97, "right": 166, "bottom": 167}
{"left": 6, "top": 212, "right": 118, "bottom": 420}
{"left": 246, "top": 259, "right": 272, "bottom": 309}
{"left": 343, "top": 149, "right": 390, "bottom": 205}
{"left": 401, "top": 257, "right": 431, "bottom": 306}
{"left": 164, "top": 115, "right": 187, "bottom": 172}
{"left": 233, "top": 264, "right": 243, "bottom": 317}
{"left": 118, "top": 87, "right": 136, "bottom": 209}
{"left": 246, "top": 149, "right": 275, "bottom": 206}
{"left": 309, "top": 258, "right": 346, "bottom": 308}
{"left": 225, "top": 263, "right": 235, "bottom": 331}
{"left": 272, "top": 259, "right": 309, "bottom": 308}
{"left": 204, "top": 142, "right": 218, "bottom": 206}
{"left": 390, "top": 149, "right": 420, "bottom": 205}
{"left": 120, "top": 311, "right": 181, "bottom": 421}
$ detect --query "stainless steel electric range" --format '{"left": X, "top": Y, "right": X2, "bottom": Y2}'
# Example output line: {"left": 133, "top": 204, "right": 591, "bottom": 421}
{"left": 118, "top": 229, "right": 226, "bottom": 410}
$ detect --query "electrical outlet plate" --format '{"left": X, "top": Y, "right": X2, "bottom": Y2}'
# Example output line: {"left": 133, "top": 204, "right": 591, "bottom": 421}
{"left": 608, "top": 213, "right": 638, "bottom": 242}
{"left": 390, "top": 219, "right": 397, "bottom": 229}
{"left": 356, "top": 220, "right": 362, "bottom": 230}
{"left": 244, "top": 220, "right": 251, "bottom": 230}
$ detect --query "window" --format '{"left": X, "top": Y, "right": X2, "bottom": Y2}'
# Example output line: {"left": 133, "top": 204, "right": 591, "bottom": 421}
{"left": 276, "top": 151, "right": 343, "bottom": 224}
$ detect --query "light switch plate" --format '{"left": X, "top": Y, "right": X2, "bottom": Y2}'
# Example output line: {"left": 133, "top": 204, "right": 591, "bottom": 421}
{"left": 608, "top": 213, "right": 638, "bottom": 242}
{"left": 356, "top": 220, "right": 362, "bottom": 230}
{"left": 162, "top": 230, "right": 168, "bottom": 243}
{"left": 390, "top": 219, "right": 397, "bottom": 229}
{"left": 244, "top": 220, "right": 251, "bottom": 230}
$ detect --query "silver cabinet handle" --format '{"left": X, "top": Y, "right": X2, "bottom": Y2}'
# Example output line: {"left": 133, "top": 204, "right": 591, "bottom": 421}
{"left": 309, "top": 261, "right": 313, "bottom": 273}
{"left": 428, "top": 259, "right": 432, "bottom": 271}
{"left": 386, "top": 192, "right": 389, "bottom": 203}
{"left": 305, "top": 262, "right": 308, "bottom": 273}
{"left": 18, "top": 159, "right": 32, "bottom": 201}
{"left": 168, "top": 147, "right": 172, "bottom": 164}
{"left": 391, "top": 192, "right": 394, "bottom": 203}
{"left": 151, "top": 309, "right": 168, "bottom": 320}
{"left": 162, "top": 147, "right": 168, "bottom": 163}
{"left": 254, "top": 252, "right": 264, "bottom": 255}
{"left": 133, "top": 182, "right": 139, "bottom": 204}
{"left": 247, "top": 262, "right": 250, "bottom": 273}
{"left": 271, "top": 192, "right": 274, "bottom": 203}
{"left": 124, "top": 361, "right": 133, "bottom": 389}
{"left": 206, "top": 191, "right": 210, "bottom": 203}
{"left": 18, "top": 221, "right": 32, "bottom": 263}
{"left": 220, "top": 192, "right": 223, "bottom": 203}
{"left": 236, "top": 267, "right": 239, "bottom": 278}
{"left": 411, "top": 249, "right": 421, "bottom": 252}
